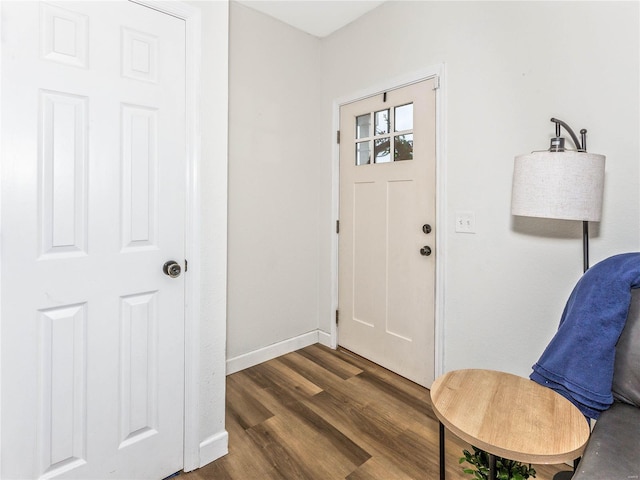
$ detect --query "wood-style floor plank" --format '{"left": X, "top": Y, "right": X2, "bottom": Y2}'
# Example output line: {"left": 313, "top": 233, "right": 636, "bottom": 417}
{"left": 226, "top": 374, "right": 274, "bottom": 429}
{"left": 182, "top": 344, "right": 570, "bottom": 480}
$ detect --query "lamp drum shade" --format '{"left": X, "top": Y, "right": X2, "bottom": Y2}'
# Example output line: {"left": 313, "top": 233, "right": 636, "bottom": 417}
{"left": 511, "top": 151, "right": 605, "bottom": 222}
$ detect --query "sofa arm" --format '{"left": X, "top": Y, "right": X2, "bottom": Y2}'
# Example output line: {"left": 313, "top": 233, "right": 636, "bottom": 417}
{"left": 573, "top": 402, "right": 640, "bottom": 480}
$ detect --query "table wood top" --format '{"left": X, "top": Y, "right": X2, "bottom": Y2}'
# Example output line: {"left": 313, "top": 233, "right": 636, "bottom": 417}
{"left": 430, "top": 369, "right": 590, "bottom": 464}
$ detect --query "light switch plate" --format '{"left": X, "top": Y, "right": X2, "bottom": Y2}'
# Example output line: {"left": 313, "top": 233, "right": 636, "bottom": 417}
{"left": 455, "top": 211, "right": 476, "bottom": 233}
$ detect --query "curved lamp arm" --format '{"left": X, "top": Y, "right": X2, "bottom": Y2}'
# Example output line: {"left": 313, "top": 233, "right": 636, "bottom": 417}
{"left": 550, "top": 117, "right": 587, "bottom": 152}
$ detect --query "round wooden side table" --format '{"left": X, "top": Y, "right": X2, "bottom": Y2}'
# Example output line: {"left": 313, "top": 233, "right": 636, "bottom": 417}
{"left": 430, "top": 369, "right": 590, "bottom": 480}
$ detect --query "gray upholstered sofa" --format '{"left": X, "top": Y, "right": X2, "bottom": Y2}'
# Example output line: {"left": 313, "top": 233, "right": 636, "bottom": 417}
{"left": 573, "top": 288, "right": 640, "bottom": 479}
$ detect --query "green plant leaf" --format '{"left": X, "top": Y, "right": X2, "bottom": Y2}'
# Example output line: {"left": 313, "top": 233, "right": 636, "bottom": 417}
{"left": 459, "top": 447, "right": 537, "bottom": 480}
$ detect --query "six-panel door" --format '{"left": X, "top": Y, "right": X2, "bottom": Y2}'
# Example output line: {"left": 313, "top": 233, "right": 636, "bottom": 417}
{"left": 1, "top": 2, "right": 187, "bottom": 478}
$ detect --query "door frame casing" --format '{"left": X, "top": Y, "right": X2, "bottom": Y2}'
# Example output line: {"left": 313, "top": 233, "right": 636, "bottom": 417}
{"left": 330, "top": 63, "right": 447, "bottom": 381}
{"left": 131, "top": 0, "right": 229, "bottom": 471}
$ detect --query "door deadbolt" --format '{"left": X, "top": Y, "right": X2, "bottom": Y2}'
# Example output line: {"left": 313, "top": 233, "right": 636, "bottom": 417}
{"left": 422, "top": 224, "right": 432, "bottom": 234}
{"left": 420, "top": 246, "right": 432, "bottom": 257}
{"left": 163, "top": 260, "right": 182, "bottom": 278}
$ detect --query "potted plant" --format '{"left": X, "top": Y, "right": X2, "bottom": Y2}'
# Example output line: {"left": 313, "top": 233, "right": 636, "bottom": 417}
{"left": 460, "top": 447, "right": 537, "bottom": 480}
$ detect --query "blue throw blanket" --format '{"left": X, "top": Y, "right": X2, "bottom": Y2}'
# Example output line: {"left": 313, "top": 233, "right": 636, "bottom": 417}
{"left": 530, "top": 252, "right": 640, "bottom": 419}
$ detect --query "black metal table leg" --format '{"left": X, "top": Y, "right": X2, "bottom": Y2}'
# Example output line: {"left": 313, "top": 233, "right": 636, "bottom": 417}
{"left": 439, "top": 422, "right": 445, "bottom": 480}
{"left": 488, "top": 453, "right": 497, "bottom": 480}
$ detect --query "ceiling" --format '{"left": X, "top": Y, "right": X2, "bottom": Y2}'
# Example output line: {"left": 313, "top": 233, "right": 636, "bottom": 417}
{"left": 236, "top": 1, "right": 386, "bottom": 38}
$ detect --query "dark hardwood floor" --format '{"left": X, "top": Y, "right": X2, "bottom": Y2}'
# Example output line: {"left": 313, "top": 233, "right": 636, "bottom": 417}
{"left": 182, "top": 344, "right": 569, "bottom": 479}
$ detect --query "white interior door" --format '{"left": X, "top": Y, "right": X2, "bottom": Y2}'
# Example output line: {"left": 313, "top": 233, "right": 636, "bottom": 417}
{"left": 1, "top": 1, "right": 186, "bottom": 478}
{"left": 338, "top": 78, "right": 437, "bottom": 387}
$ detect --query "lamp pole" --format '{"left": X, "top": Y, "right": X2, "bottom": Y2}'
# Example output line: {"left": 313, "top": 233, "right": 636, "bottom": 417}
{"left": 583, "top": 221, "right": 589, "bottom": 273}
{"left": 550, "top": 118, "right": 591, "bottom": 273}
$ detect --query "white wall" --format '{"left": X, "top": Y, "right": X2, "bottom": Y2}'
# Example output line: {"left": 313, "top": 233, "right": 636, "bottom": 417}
{"left": 226, "top": 3, "right": 324, "bottom": 366}
{"left": 226, "top": 0, "right": 639, "bottom": 382}
{"left": 319, "top": 1, "right": 640, "bottom": 377}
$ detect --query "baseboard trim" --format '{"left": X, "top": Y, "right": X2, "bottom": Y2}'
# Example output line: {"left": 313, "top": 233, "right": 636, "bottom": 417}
{"left": 226, "top": 330, "right": 320, "bottom": 375}
{"left": 318, "top": 330, "right": 331, "bottom": 347}
{"left": 197, "top": 430, "right": 229, "bottom": 469}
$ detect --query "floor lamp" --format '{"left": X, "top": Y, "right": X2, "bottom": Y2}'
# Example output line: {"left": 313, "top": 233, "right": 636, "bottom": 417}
{"left": 511, "top": 118, "right": 606, "bottom": 273}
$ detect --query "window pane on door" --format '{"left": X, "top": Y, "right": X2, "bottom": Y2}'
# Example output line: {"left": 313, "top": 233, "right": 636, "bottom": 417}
{"left": 374, "top": 138, "right": 391, "bottom": 163}
{"left": 375, "top": 109, "right": 389, "bottom": 135}
{"left": 356, "top": 114, "right": 371, "bottom": 139}
{"left": 394, "top": 134, "right": 413, "bottom": 161}
{"left": 356, "top": 141, "right": 371, "bottom": 166}
{"left": 395, "top": 103, "right": 413, "bottom": 132}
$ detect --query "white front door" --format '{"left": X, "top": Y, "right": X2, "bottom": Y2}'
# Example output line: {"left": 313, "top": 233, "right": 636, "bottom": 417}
{"left": 338, "top": 78, "right": 437, "bottom": 387}
{"left": 1, "top": 2, "right": 186, "bottom": 478}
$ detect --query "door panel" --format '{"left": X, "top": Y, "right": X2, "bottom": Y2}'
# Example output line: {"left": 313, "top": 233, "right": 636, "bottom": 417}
{"left": 1, "top": 2, "right": 186, "bottom": 478}
{"left": 338, "top": 79, "right": 437, "bottom": 387}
